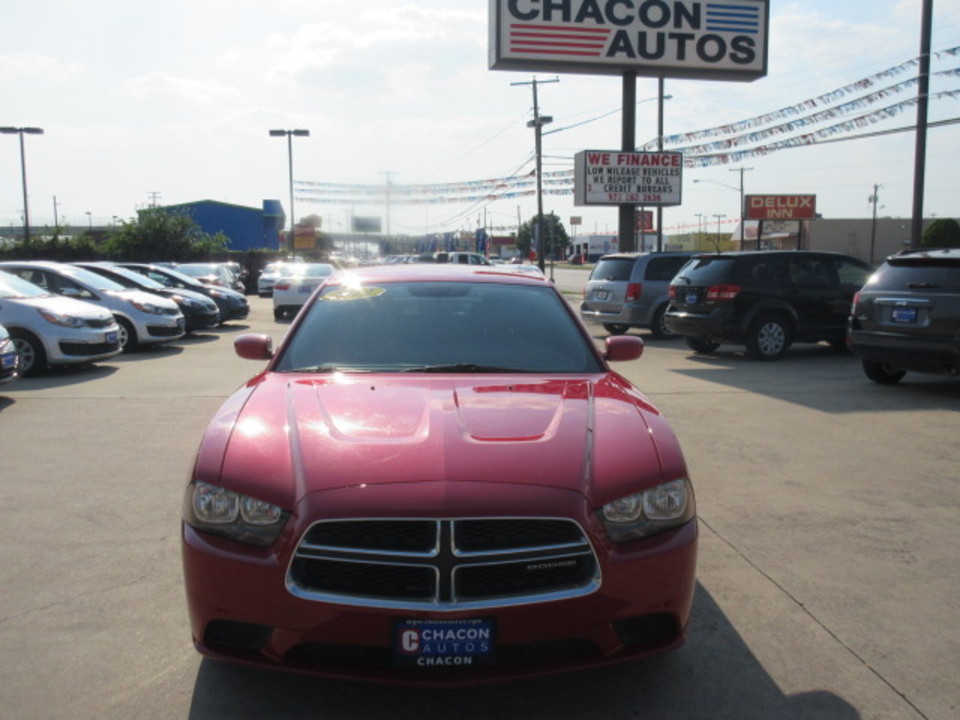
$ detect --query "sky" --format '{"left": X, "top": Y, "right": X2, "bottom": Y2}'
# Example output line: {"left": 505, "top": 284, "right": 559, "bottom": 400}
{"left": 3, "top": 0, "right": 960, "bottom": 243}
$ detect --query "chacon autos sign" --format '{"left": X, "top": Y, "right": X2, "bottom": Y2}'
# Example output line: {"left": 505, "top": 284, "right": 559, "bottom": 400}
{"left": 489, "top": 0, "right": 769, "bottom": 80}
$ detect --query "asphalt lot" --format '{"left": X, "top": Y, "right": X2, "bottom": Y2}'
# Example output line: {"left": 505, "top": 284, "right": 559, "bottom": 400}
{"left": 1, "top": 282, "right": 958, "bottom": 720}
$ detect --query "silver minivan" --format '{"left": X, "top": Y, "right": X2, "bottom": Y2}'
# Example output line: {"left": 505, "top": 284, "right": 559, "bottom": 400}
{"left": 580, "top": 252, "right": 694, "bottom": 337}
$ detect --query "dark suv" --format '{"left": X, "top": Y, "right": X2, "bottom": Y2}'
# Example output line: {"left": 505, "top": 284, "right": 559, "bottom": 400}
{"left": 581, "top": 252, "right": 694, "bottom": 337}
{"left": 847, "top": 249, "right": 960, "bottom": 384}
{"left": 665, "top": 251, "right": 872, "bottom": 360}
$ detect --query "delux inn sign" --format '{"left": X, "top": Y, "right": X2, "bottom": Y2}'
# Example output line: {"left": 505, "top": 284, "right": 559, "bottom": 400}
{"left": 490, "top": 0, "right": 769, "bottom": 81}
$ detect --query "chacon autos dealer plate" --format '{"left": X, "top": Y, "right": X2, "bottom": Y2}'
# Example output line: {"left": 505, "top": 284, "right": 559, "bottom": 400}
{"left": 394, "top": 618, "right": 494, "bottom": 669}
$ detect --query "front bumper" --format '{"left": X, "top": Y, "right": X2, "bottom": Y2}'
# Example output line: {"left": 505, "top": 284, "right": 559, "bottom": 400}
{"left": 182, "top": 482, "right": 697, "bottom": 685}
{"left": 183, "top": 308, "right": 221, "bottom": 331}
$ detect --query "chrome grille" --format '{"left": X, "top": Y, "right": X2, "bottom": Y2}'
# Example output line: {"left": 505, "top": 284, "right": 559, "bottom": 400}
{"left": 287, "top": 518, "right": 599, "bottom": 610}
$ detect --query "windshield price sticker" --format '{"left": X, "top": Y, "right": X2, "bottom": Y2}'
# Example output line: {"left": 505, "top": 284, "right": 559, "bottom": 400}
{"left": 394, "top": 619, "right": 495, "bottom": 668}
{"left": 574, "top": 151, "right": 682, "bottom": 207}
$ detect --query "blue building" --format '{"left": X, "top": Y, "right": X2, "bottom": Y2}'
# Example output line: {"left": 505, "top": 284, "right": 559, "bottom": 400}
{"left": 157, "top": 199, "right": 285, "bottom": 251}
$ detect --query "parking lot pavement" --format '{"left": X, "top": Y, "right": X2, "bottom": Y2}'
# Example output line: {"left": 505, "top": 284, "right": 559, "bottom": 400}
{"left": 1, "top": 296, "right": 957, "bottom": 720}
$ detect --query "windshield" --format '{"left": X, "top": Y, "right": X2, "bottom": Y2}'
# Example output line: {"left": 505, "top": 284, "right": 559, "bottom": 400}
{"left": 154, "top": 266, "right": 205, "bottom": 288}
{"left": 0, "top": 271, "right": 52, "bottom": 299}
{"left": 177, "top": 264, "right": 218, "bottom": 277}
{"left": 58, "top": 265, "right": 127, "bottom": 291}
{"left": 590, "top": 257, "right": 634, "bottom": 282}
{"left": 92, "top": 264, "right": 165, "bottom": 290}
{"left": 275, "top": 280, "right": 604, "bottom": 374}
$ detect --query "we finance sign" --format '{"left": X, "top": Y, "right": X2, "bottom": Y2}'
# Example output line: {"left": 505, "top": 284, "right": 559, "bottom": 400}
{"left": 489, "top": 0, "right": 768, "bottom": 80}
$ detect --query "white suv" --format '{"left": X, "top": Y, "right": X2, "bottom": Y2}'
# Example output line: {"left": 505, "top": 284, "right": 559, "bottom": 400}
{"left": 0, "top": 261, "right": 185, "bottom": 351}
{"left": 0, "top": 270, "right": 122, "bottom": 375}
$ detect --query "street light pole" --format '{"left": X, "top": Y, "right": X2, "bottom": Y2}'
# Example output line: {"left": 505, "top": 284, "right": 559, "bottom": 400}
{"left": 0, "top": 126, "right": 44, "bottom": 244}
{"left": 269, "top": 128, "right": 310, "bottom": 251}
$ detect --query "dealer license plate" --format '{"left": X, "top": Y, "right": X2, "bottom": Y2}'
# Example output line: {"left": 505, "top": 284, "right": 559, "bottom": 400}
{"left": 685, "top": 292, "right": 698, "bottom": 305}
{"left": 1, "top": 352, "right": 15, "bottom": 369}
{"left": 106, "top": 331, "right": 118, "bottom": 344}
{"left": 394, "top": 618, "right": 494, "bottom": 669}
{"left": 891, "top": 307, "right": 918, "bottom": 324}
{"left": 595, "top": 289, "right": 609, "bottom": 301}
{"left": 298, "top": 284, "right": 314, "bottom": 294}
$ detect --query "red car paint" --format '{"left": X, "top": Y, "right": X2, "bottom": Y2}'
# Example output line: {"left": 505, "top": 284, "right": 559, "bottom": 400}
{"left": 182, "top": 265, "right": 697, "bottom": 684}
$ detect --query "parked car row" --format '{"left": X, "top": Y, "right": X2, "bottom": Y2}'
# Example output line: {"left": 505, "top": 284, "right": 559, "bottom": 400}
{"left": 581, "top": 249, "right": 960, "bottom": 385}
{"left": 0, "top": 260, "right": 249, "bottom": 377}
{"left": 0, "top": 323, "right": 19, "bottom": 385}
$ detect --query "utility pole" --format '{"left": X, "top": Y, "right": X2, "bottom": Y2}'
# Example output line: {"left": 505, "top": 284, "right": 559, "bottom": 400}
{"left": 512, "top": 77, "right": 558, "bottom": 272}
{"left": 147, "top": 191, "right": 162, "bottom": 207}
{"left": 729, "top": 167, "right": 753, "bottom": 250}
{"left": 713, "top": 214, "right": 726, "bottom": 252}
{"left": 869, "top": 183, "right": 883, "bottom": 264}
{"left": 911, "top": 0, "right": 933, "bottom": 249}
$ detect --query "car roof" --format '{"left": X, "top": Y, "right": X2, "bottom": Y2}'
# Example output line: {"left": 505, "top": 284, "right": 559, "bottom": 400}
{"left": 597, "top": 251, "right": 693, "bottom": 260}
{"left": 327, "top": 263, "right": 552, "bottom": 286}
{"left": 887, "top": 248, "right": 960, "bottom": 263}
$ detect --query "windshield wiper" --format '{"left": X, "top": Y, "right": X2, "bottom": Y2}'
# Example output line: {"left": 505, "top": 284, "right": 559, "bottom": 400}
{"left": 402, "top": 363, "right": 532, "bottom": 373}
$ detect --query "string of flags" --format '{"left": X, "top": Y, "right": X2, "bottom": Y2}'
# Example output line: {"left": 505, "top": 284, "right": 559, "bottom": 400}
{"left": 296, "top": 47, "right": 960, "bottom": 206}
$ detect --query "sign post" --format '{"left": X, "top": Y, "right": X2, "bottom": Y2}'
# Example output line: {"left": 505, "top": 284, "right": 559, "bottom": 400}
{"left": 489, "top": 1, "right": 770, "bottom": 252}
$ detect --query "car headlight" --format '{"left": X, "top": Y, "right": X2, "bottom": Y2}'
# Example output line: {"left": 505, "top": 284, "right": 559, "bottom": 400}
{"left": 38, "top": 308, "right": 86, "bottom": 328}
{"left": 170, "top": 294, "right": 199, "bottom": 308}
{"left": 599, "top": 478, "right": 695, "bottom": 542}
{"left": 183, "top": 482, "right": 289, "bottom": 547}
{"left": 128, "top": 298, "right": 166, "bottom": 315}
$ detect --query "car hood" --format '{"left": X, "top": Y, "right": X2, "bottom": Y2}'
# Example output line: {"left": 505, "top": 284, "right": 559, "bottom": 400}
{"left": 194, "top": 373, "right": 687, "bottom": 510}
{"left": 13, "top": 295, "right": 115, "bottom": 322}
{"left": 105, "top": 288, "right": 180, "bottom": 311}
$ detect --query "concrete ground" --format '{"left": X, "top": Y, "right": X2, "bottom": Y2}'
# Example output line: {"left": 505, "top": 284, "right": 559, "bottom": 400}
{"left": 1, "top": 280, "right": 956, "bottom": 720}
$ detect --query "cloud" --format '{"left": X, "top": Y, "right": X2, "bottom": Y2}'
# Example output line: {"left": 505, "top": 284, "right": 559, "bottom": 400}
{"left": 0, "top": 52, "right": 82, "bottom": 83}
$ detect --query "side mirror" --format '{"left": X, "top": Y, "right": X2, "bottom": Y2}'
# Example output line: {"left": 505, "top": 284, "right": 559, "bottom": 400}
{"left": 603, "top": 335, "right": 644, "bottom": 362}
{"left": 234, "top": 334, "right": 274, "bottom": 361}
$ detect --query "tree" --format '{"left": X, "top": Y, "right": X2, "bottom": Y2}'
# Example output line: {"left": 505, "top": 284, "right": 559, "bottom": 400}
{"left": 920, "top": 218, "right": 960, "bottom": 249}
{"left": 101, "top": 209, "right": 228, "bottom": 261}
{"left": 516, "top": 212, "right": 570, "bottom": 259}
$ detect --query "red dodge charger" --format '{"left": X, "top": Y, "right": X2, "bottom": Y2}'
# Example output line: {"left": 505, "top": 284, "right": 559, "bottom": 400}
{"left": 182, "top": 263, "right": 697, "bottom": 685}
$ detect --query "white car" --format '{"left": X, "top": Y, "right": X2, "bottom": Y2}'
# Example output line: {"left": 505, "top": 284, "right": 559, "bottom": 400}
{"left": 0, "top": 270, "right": 122, "bottom": 375}
{"left": 272, "top": 263, "right": 336, "bottom": 320}
{"left": 0, "top": 261, "right": 185, "bottom": 351}
{"left": 0, "top": 323, "right": 19, "bottom": 385}
{"left": 257, "top": 262, "right": 287, "bottom": 297}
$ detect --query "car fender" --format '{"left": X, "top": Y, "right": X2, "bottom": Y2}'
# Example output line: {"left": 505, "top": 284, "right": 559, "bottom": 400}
{"left": 739, "top": 299, "right": 798, "bottom": 333}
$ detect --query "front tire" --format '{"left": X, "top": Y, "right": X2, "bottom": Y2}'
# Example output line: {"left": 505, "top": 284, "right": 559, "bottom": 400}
{"left": 685, "top": 336, "right": 721, "bottom": 354}
{"left": 116, "top": 316, "right": 139, "bottom": 351}
{"left": 10, "top": 330, "right": 46, "bottom": 376}
{"left": 862, "top": 360, "right": 906, "bottom": 385}
{"left": 745, "top": 313, "right": 791, "bottom": 361}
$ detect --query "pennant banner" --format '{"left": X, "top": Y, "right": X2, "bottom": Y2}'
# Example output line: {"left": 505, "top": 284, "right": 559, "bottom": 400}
{"left": 295, "top": 47, "right": 960, "bottom": 206}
